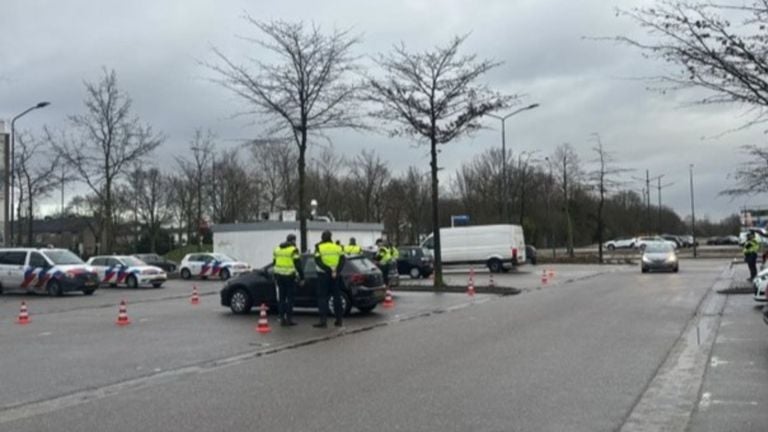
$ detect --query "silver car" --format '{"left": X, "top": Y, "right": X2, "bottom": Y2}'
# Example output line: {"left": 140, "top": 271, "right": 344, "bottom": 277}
{"left": 640, "top": 242, "right": 679, "bottom": 273}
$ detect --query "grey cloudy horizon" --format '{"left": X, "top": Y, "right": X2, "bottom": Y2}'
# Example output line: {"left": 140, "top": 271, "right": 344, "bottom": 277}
{"left": 1, "top": 0, "right": 764, "bottom": 223}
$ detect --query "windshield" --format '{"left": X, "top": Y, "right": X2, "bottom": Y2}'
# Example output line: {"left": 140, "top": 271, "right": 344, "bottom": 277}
{"left": 644, "top": 243, "right": 674, "bottom": 253}
{"left": 346, "top": 257, "right": 379, "bottom": 272}
{"left": 120, "top": 256, "right": 146, "bottom": 267}
{"left": 212, "top": 253, "right": 235, "bottom": 262}
{"left": 42, "top": 250, "right": 84, "bottom": 265}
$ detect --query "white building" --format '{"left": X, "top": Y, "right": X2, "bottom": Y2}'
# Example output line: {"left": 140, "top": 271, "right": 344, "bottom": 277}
{"left": 212, "top": 221, "right": 384, "bottom": 268}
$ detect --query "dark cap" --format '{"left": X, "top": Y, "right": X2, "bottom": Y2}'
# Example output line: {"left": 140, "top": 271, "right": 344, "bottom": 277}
{"left": 287, "top": 234, "right": 296, "bottom": 242}
{"left": 322, "top": 230, "right": 332, "bottom": 242}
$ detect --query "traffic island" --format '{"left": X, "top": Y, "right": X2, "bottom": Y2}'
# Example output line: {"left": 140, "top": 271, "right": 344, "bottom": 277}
{"left": 395, "top": 284, "right": 521, "bottom": 296}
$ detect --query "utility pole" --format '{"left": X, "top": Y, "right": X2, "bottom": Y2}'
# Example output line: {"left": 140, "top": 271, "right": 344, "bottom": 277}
{"left": 690, "top": 164, "right": 697, "bottom": 258}
{"left": 656, "top": 176, "right": 675, "bottom": 234}
{"left": 633, "top": 170, "right": 663, "bottom": 234}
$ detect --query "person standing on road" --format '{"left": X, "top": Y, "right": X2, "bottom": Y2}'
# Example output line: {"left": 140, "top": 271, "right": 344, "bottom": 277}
{"left": 375, "top": 238, "right": 392, "bottom": 288}
{"left": 314, "top": 230, "right": 345, "bottom": 328}
{"left": 744, "top": 232, "right": 760, "bottom": 281}
{"left": 273, "top": 234, "right": 304, "bottom": 326}
{"left": 344, "top": 237, "right": 362, "bottom": 255}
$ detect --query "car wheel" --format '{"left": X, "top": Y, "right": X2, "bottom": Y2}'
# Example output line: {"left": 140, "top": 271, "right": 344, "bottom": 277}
{"left": 409, "top": 267, "right": 421, "bottom": 279}
{"left": 357, "top": 304, "right": 377, "bottom": 314}
{"left": 180, "top": 268, "right": 191, "bottom": 280}
{"left": 151, "top": 282, "right": 163, "bottom": 288}
{"left": 674, "top": 266, "right": 679, "bottom": 273}
{"left": 329, "top": 291, "right": 353, "bottom": 316}
{"left": 82, "top": 289, "right": 95, "bottom": 296}
{"left": 641, "top": 267, "right": 648, "bottom": 274}
{"left": 220, "top": 268, "right": 231, "bottom": 281}
{"left": 488, "top": 259, "right": 503, "bottom": 273}
{"left": 47, "top": 280, "right": 63, "bottom": 297}
{"left": 607, "top": 244, "right": 615, "bottom": 251}
{"left": 230, "top": 288, "right": 253, "bottom": 314}
{"left": 126, "top": 275, "right": 138, "bottom": 289}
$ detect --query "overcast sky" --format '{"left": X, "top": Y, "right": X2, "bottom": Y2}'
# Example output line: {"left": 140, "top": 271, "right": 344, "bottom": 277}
{"left": 1, "top": 0, "right": 764, "bottom": 222}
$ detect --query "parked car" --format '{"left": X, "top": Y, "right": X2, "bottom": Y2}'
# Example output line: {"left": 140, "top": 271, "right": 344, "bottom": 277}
{"left": 396, "top": 246, "right": 434, "bottom": 279}
{"left": 220, "top": 254, "right": 386, "bottom": 315}
{"left": 421, "top": 224, "right": 526, "bottom": 273}
{"left": 526, "top": 245, "right": 537, "bottom": 265}
{"left": 706, "top": 236, "right": 740, "bottom": 245}
{"left": 640, "top": 242, "right": 679, "bottom": 273}
{"left": 660, "top": 235, "right": 684, "bottom": 248}
{"left": 753, "top": 268, "right": 768, "bottom": 302}
{"left": 604, "top": 238, "right": 637, "bottom": 251}
{"left": 635, "top": 236, "right": 677, "bottom": 250}
{"left": 179, "top": 253, "right": 251, "bottom": 281}
{"left": 87, "top": 255, "right": 167, "bottom": 288}
{"left": 133, "top": 253, "right": 177, "bottom": 273}
{"left": 0, "top": 248, "right": 99, "bottom": 296}
{"left": 679, "top": 235, "right": 698, "bottom": 248}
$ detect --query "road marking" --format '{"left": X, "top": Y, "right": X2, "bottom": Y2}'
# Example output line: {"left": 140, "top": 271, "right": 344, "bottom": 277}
{"left": 37, "top": 332, "right": 52, "bottom": 337}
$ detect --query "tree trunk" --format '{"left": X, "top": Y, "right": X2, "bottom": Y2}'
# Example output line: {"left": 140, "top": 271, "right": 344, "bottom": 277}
{"left": 597, "top": 190, "right": 604, "bottom": 264}
{"left": 430, "top": 136, "right": 442, "bottom": 290}
{"left": 105, "top": 179, "right": 113, "bottom": 253}
{"left": 27, "top": 184, "right": 33, "bottom": 247}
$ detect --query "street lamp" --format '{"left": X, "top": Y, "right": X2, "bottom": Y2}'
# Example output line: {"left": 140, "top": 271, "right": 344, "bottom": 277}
{"left": 487, "top": 103, "right": 540, "bottom": 221}
{"left": 689, "top": 164, "right": 697, "bottom": 258}
{"left": 10, "top": 101, "right": 50, "bottom": 245}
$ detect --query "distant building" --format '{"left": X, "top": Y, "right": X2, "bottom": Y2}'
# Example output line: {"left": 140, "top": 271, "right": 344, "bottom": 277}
{"left": 12, "top": 216, "right": 97, "bottom": 256}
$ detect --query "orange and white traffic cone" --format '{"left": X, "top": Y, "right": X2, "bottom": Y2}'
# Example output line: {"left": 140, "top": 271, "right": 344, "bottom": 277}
{"left": 467, "top": 279, "right": 476, "bottom": 297}
{"left": 256, "top": 303, "right": 271, "bottom": 334}
{"left": 541, "top": 269, "right": 549, "bottom": 285}
{"left": 489, "top": 273, "right": 495, "bottom": 289}
{"left": 548, "top": 268, "right": 555, "bottom": 280}
{"left": 383, "top": 289, "right": 395, "bottom": 308}
{"left": 190, "top": 286, "right": 200, "bottom": 305}
{"left": 16, "top": 301, "right": 30, "bottom": 325}
{"left": 115, "top": 300, "right": 131, "bottom": 326}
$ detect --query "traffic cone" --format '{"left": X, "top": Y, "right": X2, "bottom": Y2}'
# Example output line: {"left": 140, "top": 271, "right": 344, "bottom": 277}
{"left": 469, "top": 266, "right": 475, "bottom": 282}
{"left": 256, "top": 303, "right": 271, "bottom": 334}
{"left": 16, "top": 301, "right": 30, "bottom": 325}
{"left": 541, "top": 269, "right": 549, "bottom": 285}
{"left": 489, "top": 273, "right": 495, "bottom": 289}
{"left": 548, "top": 268, "right": 555, "bottom": 279}
{"left": 190, "top": 286, "right": 200, "bottom": 305}
{"left": 115, "top": 300, "right": 131, "bottom": 326}
{"left": 467, "top": 279, "right": 476, "bottom": 297}
{"left": 383, "top": 289, "right": 395, "bottom": 308}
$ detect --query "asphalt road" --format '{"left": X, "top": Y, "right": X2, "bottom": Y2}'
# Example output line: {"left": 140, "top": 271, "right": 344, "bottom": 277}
{"left": 0, "top": 261, "right": 733, "bottom": 431}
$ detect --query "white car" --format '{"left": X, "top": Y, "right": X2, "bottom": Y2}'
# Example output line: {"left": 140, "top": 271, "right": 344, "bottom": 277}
{"left": 0, "top": 248, "right": 100, "bottom": 296}
{"left": 86, "top": 255, "right": 167, "bottom": 288}
{"left": 179, "top": 253, "right": 251, "bottom": 281}
{"left": 754, "top": 268, "right": 768, "bottom": 302}
{"left": 604, "top": 238, "right": 637, "bottom": 250}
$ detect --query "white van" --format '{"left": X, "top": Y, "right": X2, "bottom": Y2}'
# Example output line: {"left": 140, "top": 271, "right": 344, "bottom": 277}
{"left": 420, "top": 224, "right": 526, "bottom": 272}
{"left": 0, "top": 248, "right": 100, "bottom": 296}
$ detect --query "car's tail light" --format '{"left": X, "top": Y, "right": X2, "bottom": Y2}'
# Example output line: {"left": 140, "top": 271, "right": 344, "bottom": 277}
{"left": 350, "top": 273, "right": 366, "bottom": 284}
{"left": 512, "top": 248, "right": 518, "bottom": 261}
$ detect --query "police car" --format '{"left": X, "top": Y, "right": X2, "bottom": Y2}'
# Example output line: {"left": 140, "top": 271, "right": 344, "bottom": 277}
{"left": 86, "top": 255, "right": 167, "bottom": 288}
{"left": 179, "top": 253, "right": 250, "bottom": 281}
{"left": 0, "top": 248, "right": 99, "bottom": 296}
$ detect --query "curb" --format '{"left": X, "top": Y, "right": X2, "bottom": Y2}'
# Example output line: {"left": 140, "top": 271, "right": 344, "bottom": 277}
{"left": 395, "top": 284, "right": 521, "bottom": 296}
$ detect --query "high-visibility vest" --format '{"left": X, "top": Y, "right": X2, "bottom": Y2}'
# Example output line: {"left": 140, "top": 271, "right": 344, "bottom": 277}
{"left": 744, "top": 239, "right": 760, "bottom": 255}
{"left": 274, "top": 245, "right": 299, "bottom": 275}
{"left": 377, "top": 247, "right": 392, "bottom": 265}
{"left": 316, "top": 241, "right": 343, "bottom": 269}
{"left": 389, "top": 246, "right": 399, "bottom": 260}
{"left": 344, "top": 244, "right": 362, "bottom": 255}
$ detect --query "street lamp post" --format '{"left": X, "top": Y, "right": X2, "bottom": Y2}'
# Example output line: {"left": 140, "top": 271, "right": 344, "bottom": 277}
{"left": 10, "top": 101, "right": 50, "bottom": 246}
{"left": 487, "top": 103, "right": 540, "bottom": 221}
{"left": 690, "top": 164, "right": 697, "bottom": 258}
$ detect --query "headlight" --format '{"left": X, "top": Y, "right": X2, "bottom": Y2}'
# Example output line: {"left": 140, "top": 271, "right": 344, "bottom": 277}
{"left": 642, "top": 256, "right": 651, "bottom": 263}
{"left": 666, "top": 255, "right": 677, "bottom": 263}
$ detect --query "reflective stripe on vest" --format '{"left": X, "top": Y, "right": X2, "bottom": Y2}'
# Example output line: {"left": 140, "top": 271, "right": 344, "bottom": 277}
{"left": 274, "top": 245, "right": 299, "bottom": 275}
{"left": 316, "top": 242, "right": 343, "bottom": 269}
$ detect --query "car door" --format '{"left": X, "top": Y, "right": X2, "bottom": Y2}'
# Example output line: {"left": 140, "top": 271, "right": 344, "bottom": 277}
{"left": 5, "top": 251, "right": 30, "bottom": 292}
{"left": 109, "top": 258, "right": 129, "bottom": 284}
{"left": 27, "top": 252, "right": 53, "bottom": 293}
{"left": 295, "top": 257, "right": 318, "bottom": 307}
{"left": 187, "top": 255, "right": 204, "bottom": 276}
{"left": 90, "top": 258, "right": 109, "bottom": 283}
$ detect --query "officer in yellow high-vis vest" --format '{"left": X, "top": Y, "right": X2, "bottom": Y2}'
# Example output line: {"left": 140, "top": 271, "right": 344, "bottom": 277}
{"left": 314, "top": 230, "right": 345, "bottom": 328}
{"left": 273, "top": 234, "right": 304, "bottom": 326}
{"left": 375, "top": 238, "right": 392, "bottom": 288}
{"left": 344, "top": 237, "right": 362, "bottom": 255}
{"left": 744, "top": 232, "right": 760, "bottom": 281}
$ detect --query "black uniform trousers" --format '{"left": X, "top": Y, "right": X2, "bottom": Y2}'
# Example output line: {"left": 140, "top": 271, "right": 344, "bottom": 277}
{"left": 275, "top": 274, "right": 297, "bottom": 323}
{"left": 316, "top": 272, "right": 343, "bottom": 324}
{"left": 746, "top": 253, "right": 758, "bottom": 280}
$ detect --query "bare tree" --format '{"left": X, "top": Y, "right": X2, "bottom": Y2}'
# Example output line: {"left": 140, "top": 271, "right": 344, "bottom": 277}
{"left": 349, "top": 150, "right": 390, "bottom": 222}
{"left": 617, "top": 1, "right": 768, "bottom": 122}
{"left": 176, "top": 129, "right": 214, "bottom": 246}
{"left": 722, "top": 144, "right": 768, "bottom": 196}
{"left": 129, "top": 168, "right": 173, "bottom": 252}
{"left": 14, "top": 133, "right": 64, "bottom": 245}
{"left": 589, "top": 134, "right": 629, "bottom": 263}
{"left": 210, "top": 148, "right": 261, "bottom": 224}
{"left": 208, "top": 18, "right": 363, "bottom": 251}
{"left": 368, "top": 35, "right": 513, "bottom": 287}
{"left": 54, "top": 69, "right": 163, "bottom": 252}
{"left": 249, "top": 139, "right": 296, "bottom": 212}
{"left": 553, "top": 143, "right": 582, "bottom": 258}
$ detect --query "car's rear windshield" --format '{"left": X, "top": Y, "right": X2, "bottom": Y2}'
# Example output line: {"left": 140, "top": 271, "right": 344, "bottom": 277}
{"left": 42, "top": 250, "right": 84, "bottom": 265}
{"left": 346, "top": 257, "right": 379, "bottom": 272}
{"left": 645, "top": 243, "right": 673, "bottom": 253}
